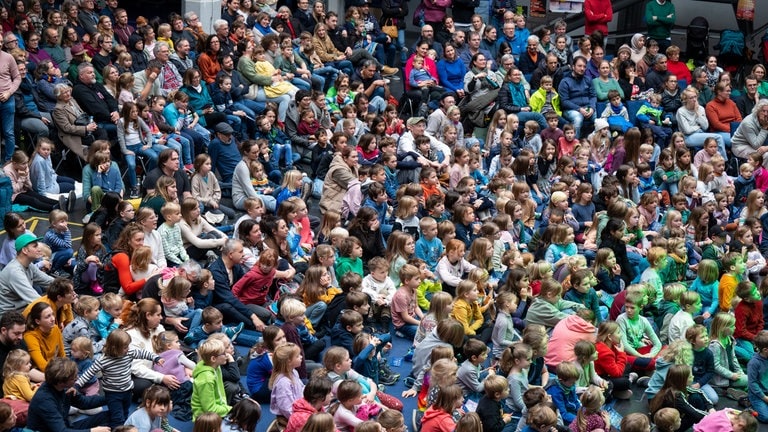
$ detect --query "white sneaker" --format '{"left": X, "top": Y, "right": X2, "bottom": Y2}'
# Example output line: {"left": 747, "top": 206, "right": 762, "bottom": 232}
{"left": 629, "top": 372, "right": 639, "bottom": 384}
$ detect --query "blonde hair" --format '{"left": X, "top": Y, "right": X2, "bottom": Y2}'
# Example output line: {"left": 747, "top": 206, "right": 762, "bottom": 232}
{"left": 70, "top": 337, "right": 94, "bottom": 359}
{"left": 574, "top": 386, "right": 605, "bottom": 432}
{"left": 130, "top": 245, "right": 153, "bottom": 273}
{"left": 428, "top": 358, "right": 459, "bottom": 390}
{"left": 281, "top": 169, "right": 304, "bottom": 192}
{"left": 2, "top": 349, "right": 30, "bottom": 379}
{"left": 269, "top": 343, "right": 301, "bottom": 389}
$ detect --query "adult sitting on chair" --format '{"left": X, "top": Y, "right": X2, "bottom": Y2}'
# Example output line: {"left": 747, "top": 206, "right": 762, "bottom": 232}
{"left": 52, "top": 83, "right": 106, "bottom": 161}
{"left": 705, "top": 81, "right": 742, "bottom": 150}
{"left": 732, "top": 99, "right": 768, "bottom": 168}
{"left": 558, "top": 56, "right": 596, "bottom": 139}
{"left": 497, "top": 66, "right": 547, "bottom": 132}
{"left": 72, "top": 62, "right": 119, "bottom": 141}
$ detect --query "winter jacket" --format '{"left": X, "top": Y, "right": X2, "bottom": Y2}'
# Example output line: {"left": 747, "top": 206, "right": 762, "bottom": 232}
{"left": 330, "top": 320, "right": 356, "bottom": 358}
{"left": 26, "top": 382, "right": 106, "bottom": 432}
{"left": 558, "top": 71, "right": 596, "bottom": 113}
{"left": 547, "top": 381, "right": 580, "bottom": 424}
{"left": 594, "top": 341, "right": 628, "bottom": 378}
{"left": 285, "top": 399, "right": 321, "bottom": 432}
{"left": 526, "top": 298, "right": 582, "bottom": 330}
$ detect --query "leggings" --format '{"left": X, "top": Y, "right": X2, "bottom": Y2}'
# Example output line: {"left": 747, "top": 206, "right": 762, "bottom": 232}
{"left": 13, "top": 189, "right": 59, "bottom": 211}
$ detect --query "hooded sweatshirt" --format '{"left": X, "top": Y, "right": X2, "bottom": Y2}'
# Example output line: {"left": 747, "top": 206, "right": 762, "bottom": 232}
{"left": 747, "top": 352, "right": 768, "bottom": 401}
{"left": 191, "top": 361, "right": 230, "bottom": 420}
{"left": 421, "top": 407, "right": 456, "bottom": 432}
{"left": 544, "top": 315, "right": 597, "bottom": 368}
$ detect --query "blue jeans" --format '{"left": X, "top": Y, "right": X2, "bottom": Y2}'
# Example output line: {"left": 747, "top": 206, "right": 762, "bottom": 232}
{"left": 305, "top": 301, "right": 327, "bottom": 328}
{"left": 750, "top": 394, "right": 768, "bottom": 422}
{"left": 313, "top": 66, "right": 340, "bottom": 92}
{"left": 0, "top": 98, "right": 14, "bottom": 162}
{"left": 234, "top": 193, "right": 276, "bottom": 212}
{"left": 164, "top": 133, "right": 192, "bottom": 165}
{"left": 183, "top": 309, "right": 203, "bottom": 333}
{"left": 125, "top": 143, "right": 167, "bottom": 187}
{"left": 397, "top": 30, "right": 407, "bottom": 63}
{"left": 395, "top": 324, "right": 418, "bottom": 340}
{"left": 183, "top": 123, "right": 211, "bottom": 154}
{"left": 312, "top": 177, "right": 324, "bottom": 199}
{"left": 51, "top": 248, "right": 74, "bottom": 271}
{"left": 328, "top": 60, "right": 353, "bottom": 76}
{"left": 370, "top": 94, "right": 387, "bottom": 114}
{"left": 233, "top": 101, "right": 265, "bottom": 137}
{"left": 685, "top": 132, "right": 726, "bottom": 158}
{"left": 271, "top": 143, "right": 298, "bottom": 168}
{"left": 515, "top": 111, "right": 548, "bottom": 132}
{"left": 291, "top": 77, "right": 312, "bottom": 91}
{"left": 563, "top": 109, "right": 594, "bottom": 139}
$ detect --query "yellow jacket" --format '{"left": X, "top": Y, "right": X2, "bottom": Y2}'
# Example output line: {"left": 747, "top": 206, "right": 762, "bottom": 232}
{"left": 451, "top": 298, "right": 483, "bottom": 336}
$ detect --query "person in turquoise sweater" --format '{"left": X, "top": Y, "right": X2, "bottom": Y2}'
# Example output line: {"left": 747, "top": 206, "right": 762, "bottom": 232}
{"left": 334, "top": 237, "right": 364, "bottom": 280}
{"left": 563, "top": 269, "right": 606, "bottom": 323}
{"left": 180, "top": 69, "right": 226, "bottom": 128}
{"left": 645, "top": 0, "right": 675, "bottom": 52}
{"left": 191, "top": 337, "right": 232, "bottom": 420}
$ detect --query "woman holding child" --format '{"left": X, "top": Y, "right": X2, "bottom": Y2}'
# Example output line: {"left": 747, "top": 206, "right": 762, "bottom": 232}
{"left": 125, "top": 298, "right": 182, "bottom": 399}
{"left": 112, "top": 223, "right": 160, "bottom": 299}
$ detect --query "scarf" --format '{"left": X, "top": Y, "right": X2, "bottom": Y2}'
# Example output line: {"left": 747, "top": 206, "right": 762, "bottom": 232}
{"left": 551, "top": 46, "right": 568, "bottom": 66}
{"left": 253, "top": 22, "right": 272, "bottom": 36}
{"left": 507, "top": 81, "right": 528, "bottom": 107}
{"left": 161, "top": 63, "right": 180, "bottom": 92}
{"left": 297, "top": 119, "right": 319, "bottom": 136}
{"left": 356, "top": 146, "right": 379, "bottom": 161}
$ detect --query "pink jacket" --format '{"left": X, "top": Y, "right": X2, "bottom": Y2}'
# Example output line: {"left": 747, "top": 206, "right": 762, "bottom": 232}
{"left": 544, "top": 315, "right": 597, "bottom": 368}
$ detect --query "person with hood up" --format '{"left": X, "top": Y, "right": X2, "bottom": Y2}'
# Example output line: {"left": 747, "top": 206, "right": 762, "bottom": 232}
{"left": 544, "top": 309, "right": 597, "bottom": 370}
{"left": 128, "top": 32, "right": 149, "bottom": 73}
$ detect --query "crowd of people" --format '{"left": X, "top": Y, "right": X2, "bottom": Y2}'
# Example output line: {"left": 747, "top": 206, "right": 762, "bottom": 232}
{"left": 1, "top": 0, "right": 768, "bottom": 432}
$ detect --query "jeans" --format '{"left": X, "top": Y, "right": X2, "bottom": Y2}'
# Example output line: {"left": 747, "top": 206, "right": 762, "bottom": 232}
{"left": 271, "top": 143, "right": 299, "bottom": 168}
{"left": 515, "top": 111, "right": 548, "bottom": 133}
{"left": 305, "top": 301, "right": 327, "bottom": 328}
{"left": 234, "top": 193, "right": 276, "bottom": 212}
{"left": 328, "top": 60, "right": 353, "bottom": 76}
{"left": 699, "top": 384, "right": 718, "bottom": 405}
{"left": 313, "top": 66, "right": 340, "bottom": 92}
{"left": 563, "top": 109, "right": 595, "bottom": 139}
{"left": 0, "top": 98, "right": 14, "bottom": 161}
{"left": 164, "top": 133, "right": 193, "bottom": 165}
{"left": 20, "top": 113, "right": 52, "bottom": 141}
{"left": 397, "top": 30, "right": 407, "bottom": 63}
{"left": 183, "top": 123, "right": 211, "bottom": 154}
{"left": 395, "top": 323, "right": 418, "bottom": 339}
{"left": 255, "top": 89, "right": 291, "bottom": 122}
{"left": 290, "top": 77, "right": 312, "bottom": 91}
{"left": 684, "top": 132, "right": 726, "bottom": 158}
{"left": 370, "top": 95, "right": 387, "bottom": 114}
{"left": 312, "top": 177, "right": 324, "bottom": 199}
{"left": 125, "top": 143, "right": 167, "bottom": 187}
{"left": 51, "top": 248, "right": 74, "bottom": 271}
{"left": 750, "top": 394, "right": 768, "bottom": 422}
{"left": 183, "top": 308, "right": 203, "bottom": 332}
{"left": 233, "top": 101, "right": 265, "bottom": 137}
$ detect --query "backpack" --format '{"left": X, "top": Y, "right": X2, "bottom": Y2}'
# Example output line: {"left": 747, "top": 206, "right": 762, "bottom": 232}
{"left": 716, "top": 29, "right": 746, "bottom": 57}
{"left": 100, "top": 252, "right": 122, "bottom": 294}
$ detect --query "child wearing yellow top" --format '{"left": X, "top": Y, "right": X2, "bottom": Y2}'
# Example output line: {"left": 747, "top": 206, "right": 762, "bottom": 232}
{"left": 253, "top": 47, "right": 298, "bottom": 98}
{"left": 2, "top": 349, "right": 39, "bottom": 401}
{"left": 451, "top": 280, "right": 492, "bottom": 343}
{"left": 719, "top": 252, "right": 745, "bottom": 313}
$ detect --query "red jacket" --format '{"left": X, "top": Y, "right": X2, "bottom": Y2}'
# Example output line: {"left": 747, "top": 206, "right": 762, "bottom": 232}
{"left": 734, "top": 299, "right": 764, "bottom": 341}
{"left": 285, "top": 399, "right": 336, "bottom": 432}
{"left": 594, "top": 341, "right": 628, "bottom": 378}
{"left": 421, "top": 407, "right": 456, "bottom": 432}
{"left": 667, "top": 60, "right": 692, "bottom": 85}
{"left": 232, "top": 264, "right": 276, "bottom": 306}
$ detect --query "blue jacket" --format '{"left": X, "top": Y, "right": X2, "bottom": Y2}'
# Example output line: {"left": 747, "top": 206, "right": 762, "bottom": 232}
{"left": 748, "top": 353, "right": 768, "bottom": 401}
{"left": 557, "top": 72, "right": 596, "bottom": 113}
{"left": 254, "top": 126, "right": 289, "bottom": 148}
{"left": 91, "top": 163, "right": 123, "bottom": 194}
{"left": 546, "top": 381, "right": 580, "bottom": 424}
{"left": 362, "top": 197, "right": 388, "bottom": 226}
{"left": 437, "top": 58, "right": 467, "bottom": 93}
{"left": 415, "top": 235, "right": 444, "bottom": 272}
{"left": 93, "top": 309, "right": 118, "bottom": 339}
{"left": 352, "top": 343, "right": 379, "bottom": 384}
{"left": 330, "top": 318, "right": 356, "bottom": 358}
{"left": 27, "top": 381, "right": 107, "bottom": 432}
{"left": 208, "top": 136, "right": 241, "bottom": 183}
{"left": 209, "top": 258, "right": 250, "bottom": 322}
{"left": 511, "top": 28, "right": 530, "bottom": 58}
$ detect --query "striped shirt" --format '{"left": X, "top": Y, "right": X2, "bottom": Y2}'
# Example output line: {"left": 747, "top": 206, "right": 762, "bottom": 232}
{"left": 75, "top": 349, "right": 160, "bottom": 392}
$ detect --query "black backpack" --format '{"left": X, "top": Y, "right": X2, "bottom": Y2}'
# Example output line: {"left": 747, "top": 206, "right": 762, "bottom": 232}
{"left": 100, "top": 252, "right": 122, "bottom": 294}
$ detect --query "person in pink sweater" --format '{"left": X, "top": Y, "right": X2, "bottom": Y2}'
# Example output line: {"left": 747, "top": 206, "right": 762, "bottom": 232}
{"left": 693, "top": 408, "right": 756, "bottom": 432}
{"left": 544, "top": 310, "right": 597, "bottom": 369}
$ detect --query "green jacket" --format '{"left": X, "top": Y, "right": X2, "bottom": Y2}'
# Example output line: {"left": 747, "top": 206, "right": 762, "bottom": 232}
{"left": 335, "top": 256, "right": 364, "bottom": 281}
{"left": 644, "top": 0, "right": 675, "bottom": 40}
{"left": 191, "top": 361, "right": 231, "bottom": 420}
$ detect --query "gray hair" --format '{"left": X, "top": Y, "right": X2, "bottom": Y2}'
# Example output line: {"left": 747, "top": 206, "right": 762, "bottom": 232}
{"left": 53, "top": 83, "right": 72, "bottom": 98}
{"left": 222, "top": 238, "right": 243, "bottom": 255}
{"left": 183, "top": 11, "right": 197, "bottom": 22}
{"left": 213, "top": 19, "right": 228, "bottom": 32}
{"left": 77, "top": 61, "right": 94, "bottom": 76}
{"left": 153, "top": 41, "right": 170, "bottom": 56}
{"left": 178, "top": 260, "right": 202, "bottom": 281}
{"left": 527, "top": 35, "right": 540, "bottom": 44}
{"left": 500, "top": 54, "right": 515, "bottom": 66}
{"left": 753, "top": 99, "right": 768, "bottom": 115}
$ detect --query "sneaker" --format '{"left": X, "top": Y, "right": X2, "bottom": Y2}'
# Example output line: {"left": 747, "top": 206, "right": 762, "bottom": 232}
{"left": 82, "top": 212, "right": 92, "bottom": 224}
{"left": 58, "top": 195, "right": 67, "bottom": 211}
{"left": 206, "top": 250, "right": 219, "bottom": 266}
{"left": 224, "top": 322, "right": 244, "bottom": 342}
{"left": 403, "top": 347, "right": 414, "bottom": 362}
{"left": 184, "top": 163, "right": 195, "bottom": 172}
{"left": 379, "top": 371, "right": 398, "bottom": 386}
{"left": 636, "top": 376, "right": 651, "bottom": 388}
{"left": 90, "top": 281, "right": 103, "bottom": 294}
{"left": 381, "top": 65, "right": 399, "bottom": 76}
{"left": 380, "top": 362, "right": 398, "bottom": 377}
{"left": 378, "top": 384, "right": 385, "bottom": 392}
{"left": 613, "top": 389, "right": 633, "bottom": 400}
{"left": 629, "top": 372, "right": 638, "bottom": 384}
{"left": 129, "top": 186, "right": 140, "bottom": 199}
{"left": 67, "top": 190, "right": 76, "bottom": 212}
{"left": 395, "top": 330, "right": 406, "bottom": 339}
{"left": 727, "top": 388, "right": 748, "bottom": 401}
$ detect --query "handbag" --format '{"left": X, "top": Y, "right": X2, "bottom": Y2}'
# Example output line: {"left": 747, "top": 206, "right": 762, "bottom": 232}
{"left": 382, "top": 18, "right": 398, "bottom": 38}
{"left": 74, "top": 113, "right": 90, "bottom": 126}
